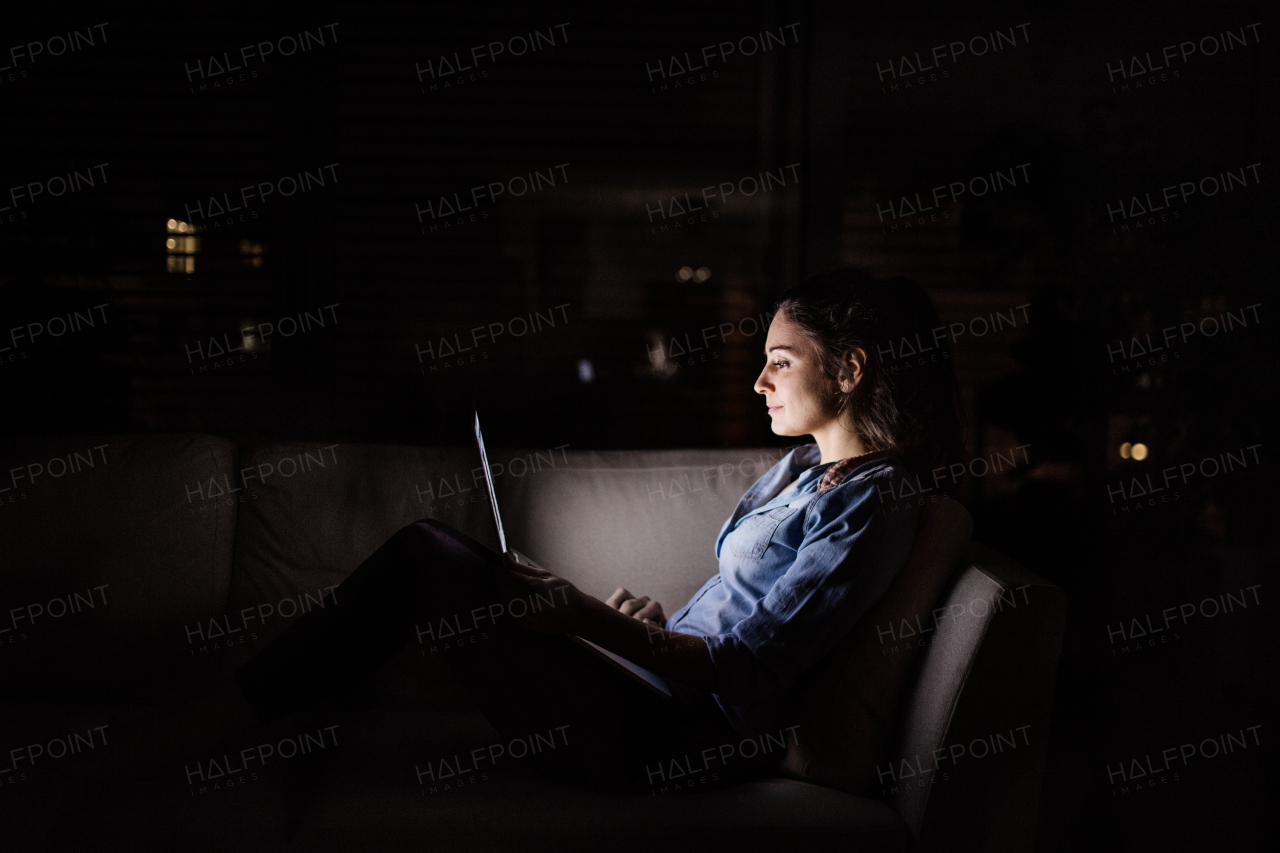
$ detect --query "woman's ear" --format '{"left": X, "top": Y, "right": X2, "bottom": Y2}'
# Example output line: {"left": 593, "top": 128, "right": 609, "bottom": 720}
{"left": 840, "top": 347, "right": 867, "bottom": 393}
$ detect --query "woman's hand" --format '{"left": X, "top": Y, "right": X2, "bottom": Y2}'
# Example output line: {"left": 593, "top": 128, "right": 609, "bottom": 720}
{"left": 498, "top": 552, "right": 588, "bottom": 634}
{"left": 605, "top": 587, "right": 667, "bottom": 628}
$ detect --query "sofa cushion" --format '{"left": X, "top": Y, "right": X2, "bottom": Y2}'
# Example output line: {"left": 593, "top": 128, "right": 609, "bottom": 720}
{"left": 225, "top": 443, "right": 491, "bottom": 654}
{"left": 226, "top": 443, "right": 787, "bottom": 653}
{"left": 779, "top": 497, "right": 973, "bottom": 794}
{"left": 290, "top": 768, "right": 904, "bottom": 853}
{"left": 0, "top": 696, "right": 289, "bottom": 852}
{"left": 0, "top": 434, "right": 238, "bottom": 698}
{"left": 45, "top": 774, "right": 289, "bottom": 853}
{"left": 495, "top": 447, "right": 789, "bottom": 610}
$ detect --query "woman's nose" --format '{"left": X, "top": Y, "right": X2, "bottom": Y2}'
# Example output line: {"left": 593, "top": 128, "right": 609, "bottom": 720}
{"left": 753, "top": 367, "right": 772, "bottom": 395}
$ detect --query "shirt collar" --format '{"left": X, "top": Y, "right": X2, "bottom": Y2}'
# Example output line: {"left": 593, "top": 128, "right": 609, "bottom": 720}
{"left": 743, "top": 444, "right": 893, "bottom": 511}
{"left": 791, "top": 443, "right": 891, "bottom": 480}
{"left": 817, "top": 448, "right": 893, "bottom": 490}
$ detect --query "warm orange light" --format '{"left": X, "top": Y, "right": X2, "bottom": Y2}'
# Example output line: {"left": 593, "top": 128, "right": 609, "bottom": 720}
{"left": 1131, "top": 443, "right": 1149, "bottom": 461}
{"left": 1120, "top": 442, "right": 1132, "bottom": 459}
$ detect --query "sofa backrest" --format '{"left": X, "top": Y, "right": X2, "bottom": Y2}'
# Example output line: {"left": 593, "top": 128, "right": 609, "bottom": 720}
{"left": 495, "top": 446, "right": 790, "bottom": 608}
{"left": 884, "top": 543, "right": 1067, "bottom": 853}
{"left": 226, "top": 442, "right": 788, "bottom": 647}
{"left": 225, "top": 442, "right": 495, "bottom": 645}
{"left": 0, "top": 434, "right": 239, "bottom": 698}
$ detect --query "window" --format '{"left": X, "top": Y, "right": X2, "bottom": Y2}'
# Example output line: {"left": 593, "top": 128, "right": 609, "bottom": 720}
{"left": 166, "top": 219, "right": 199, "bottom": 273}
{"left": 239, "top": 239, "right": 265, "bottom": 269}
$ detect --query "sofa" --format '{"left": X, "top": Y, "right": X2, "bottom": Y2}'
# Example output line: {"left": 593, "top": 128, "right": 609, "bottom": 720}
{"left": 0, "top": 434, "right": 1066, "bottom": 852}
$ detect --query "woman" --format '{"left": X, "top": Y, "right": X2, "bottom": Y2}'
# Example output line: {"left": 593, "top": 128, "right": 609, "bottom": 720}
{"left": 115, "top": 267, "right": 965, "bottom": 794}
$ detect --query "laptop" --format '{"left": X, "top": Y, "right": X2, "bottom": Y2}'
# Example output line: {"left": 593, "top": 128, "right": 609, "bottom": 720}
{"left": 472, "top": 408, "right": 673, "bottom": 700}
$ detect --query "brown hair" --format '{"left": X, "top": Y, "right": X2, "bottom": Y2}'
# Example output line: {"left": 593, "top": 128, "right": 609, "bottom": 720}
{"left": 775, "top": 268, "right": 965, "bottom": 476}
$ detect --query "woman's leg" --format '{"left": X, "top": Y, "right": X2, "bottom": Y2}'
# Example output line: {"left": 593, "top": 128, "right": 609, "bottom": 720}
{"left": 234, "top": 518, "right": 689, "bottom": 792}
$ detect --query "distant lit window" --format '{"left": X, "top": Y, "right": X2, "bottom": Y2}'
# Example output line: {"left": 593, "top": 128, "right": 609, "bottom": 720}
{"left": 577, "top": 358, "right": 596, "bottom": 383}
{"left": 166, "top": 219, "right": 199, "bottom": 273}
{"left": 675, "top": 265, "right": 711, "bottom": 283}
{"left": 647, "top": 332, "right": 677, "bottom": 379}
{"left": 1119, "top": 442, "right": 1149, "bottom": 461}
{"left": 240, "top": 318, "right": 269, "bottom": 352}
{"left": 240, "top": 239, "right": 265, "bottom": 269}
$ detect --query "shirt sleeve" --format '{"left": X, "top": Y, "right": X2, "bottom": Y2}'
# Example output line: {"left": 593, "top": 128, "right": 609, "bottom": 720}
{"left": 702, "top": 469, "right": 919, "bottom": 706}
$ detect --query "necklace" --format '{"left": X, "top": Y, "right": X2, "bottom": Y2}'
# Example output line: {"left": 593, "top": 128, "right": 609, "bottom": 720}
{"left": 817, "top": 448, "right": 891, "bottom": 491}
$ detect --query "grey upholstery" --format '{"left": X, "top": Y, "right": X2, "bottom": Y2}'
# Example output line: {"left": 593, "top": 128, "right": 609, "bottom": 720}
{"left": 0, "top": 435, "right": 1066, "bottom": 852}
{"left": 0, "top": 434, "right": 238, "bottom": 697}
{"left": 291, "top": 773, "right": 905, "bottom": 853}
{"left": 887, "top": 544, "right": 1067, "bottom": 853}
{"left": 228, "top": 443, "right": 788, "bottom": 635}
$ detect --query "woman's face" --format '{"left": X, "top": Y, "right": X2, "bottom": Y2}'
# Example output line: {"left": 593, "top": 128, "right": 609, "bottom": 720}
{"left": 753, "top": 312, "right": 842, "bottom": 437}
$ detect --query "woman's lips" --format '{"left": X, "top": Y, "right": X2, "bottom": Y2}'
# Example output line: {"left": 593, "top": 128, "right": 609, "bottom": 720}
{"left": 767, "top": 405, "right": 783, "bottom": 413}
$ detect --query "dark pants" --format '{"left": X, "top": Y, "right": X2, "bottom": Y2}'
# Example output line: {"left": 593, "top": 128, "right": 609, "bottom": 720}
{"left": 234, "top": 519, "right": 766, "bottom": 794}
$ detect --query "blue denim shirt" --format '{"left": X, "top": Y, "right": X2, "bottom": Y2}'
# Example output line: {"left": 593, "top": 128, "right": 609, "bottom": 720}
{"left": 667, "top": 443, "right": 919, "bottom": 736}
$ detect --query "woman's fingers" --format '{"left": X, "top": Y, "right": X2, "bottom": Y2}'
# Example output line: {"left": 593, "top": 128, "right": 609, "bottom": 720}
{"left": 606, "top": 588, "right": 666, "bottom": 622}
{"left": 634, "top": 601, "right": 665, "bottom": 623}
{"left": 619, "top": 596, "right": 650, "bottom": 617}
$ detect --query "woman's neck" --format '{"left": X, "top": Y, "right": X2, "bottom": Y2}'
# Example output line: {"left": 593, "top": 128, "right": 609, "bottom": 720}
{"left": 809, "top": 418, "right": 869, "bottom": 465}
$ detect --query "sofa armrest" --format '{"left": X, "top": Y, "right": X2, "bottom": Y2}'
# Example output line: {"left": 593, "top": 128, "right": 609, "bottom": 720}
{"left": 779, "top": 497, "right": 974, "bottom": 793}
{"left": 886, "top": 543, "right": 1067, "bottom": 853}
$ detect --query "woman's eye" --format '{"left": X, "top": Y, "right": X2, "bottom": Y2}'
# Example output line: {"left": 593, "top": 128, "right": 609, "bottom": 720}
{"left": 772, "top": 360, "right": 789, "bottom": 368}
